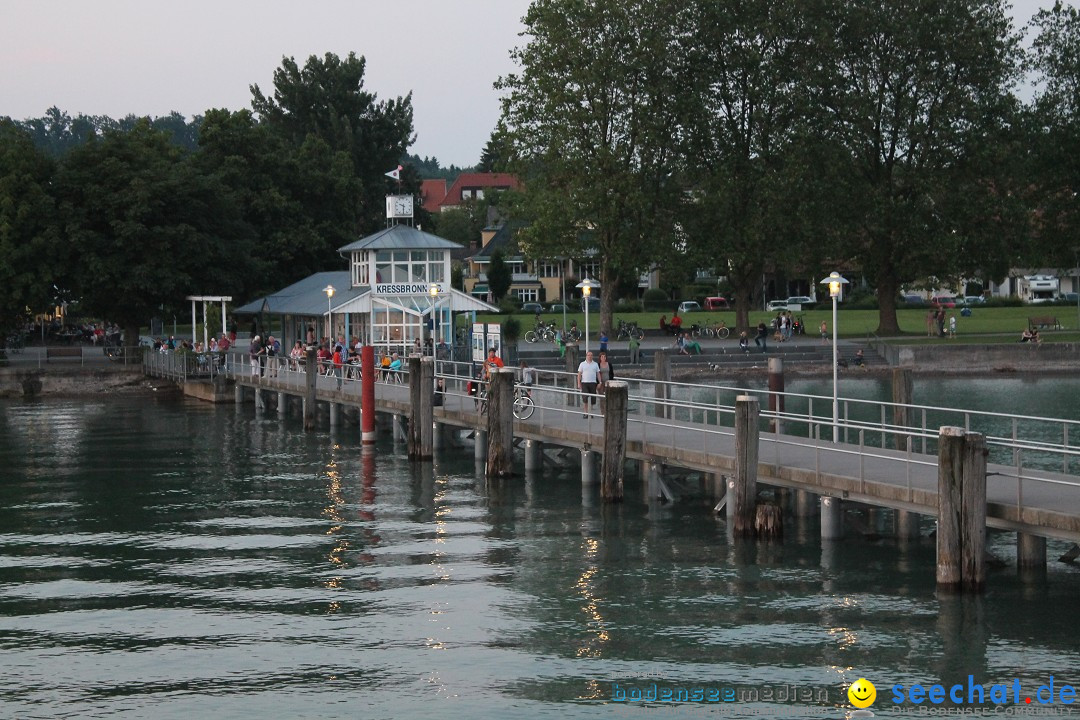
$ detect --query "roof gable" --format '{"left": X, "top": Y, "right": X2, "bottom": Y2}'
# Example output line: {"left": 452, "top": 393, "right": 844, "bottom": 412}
{"left": 337, "top": 223, "right": 463, "bottom": 253}
{"left": 440, "top": 172, "right": 521, "bottom": 208}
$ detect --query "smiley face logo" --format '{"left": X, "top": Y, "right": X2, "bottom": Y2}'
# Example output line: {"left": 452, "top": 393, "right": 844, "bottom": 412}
{"left": 848, "top": 678, "right": 876, "bottom": 708}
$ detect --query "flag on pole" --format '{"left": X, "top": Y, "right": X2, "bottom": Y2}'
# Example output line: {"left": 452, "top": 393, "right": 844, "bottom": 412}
{"left": 384, "top": 165, "right": 403, "bottom": 180}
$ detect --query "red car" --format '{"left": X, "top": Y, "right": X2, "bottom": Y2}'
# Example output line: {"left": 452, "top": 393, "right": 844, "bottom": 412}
{"left": 930, "top": 296, "right": 957, "bottom": 308}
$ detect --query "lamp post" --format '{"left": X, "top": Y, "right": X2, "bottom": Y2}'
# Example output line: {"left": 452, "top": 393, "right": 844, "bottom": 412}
{"left": 819, "top": 272, "right": 849, "bottom": 442}
{"left": 576, "top": 277, "right": 600, "bottom": 353}
{"left": 323, "top": 284, "right": 335, "bottom": 341}
{"left": 429, "top": 282, "right": 442, "bottom": 357}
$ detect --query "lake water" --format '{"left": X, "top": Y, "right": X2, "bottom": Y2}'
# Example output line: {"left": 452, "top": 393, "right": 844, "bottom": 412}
{"left": 1, "top": 385, "right": 1079, "bottom": 719}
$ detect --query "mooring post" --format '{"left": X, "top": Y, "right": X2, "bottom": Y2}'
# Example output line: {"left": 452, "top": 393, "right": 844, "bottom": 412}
{"left": 524, "top": 439, "right": 542, "bottom": 472}
{"left": 892, "top": 368, "right": 914, "bottom": 451}
{"left": 795, "top": 489, "right": 818, "bottom": 517}
{"left": 653, "top": 349, "right": 670, "bottom": 419}
{"left": 254, "top": 387, "right": 264, "bottom": 414}
{"left": 486, "top": 367, "right": 515, "bottom": 477}
{"left": 767, "top": 358, "right": 784, "bottom": 434}
{"left": 234, "top": 384, "right": 244, "bottom": 405}
{"left": 304, "top": 347, "right": 317, "bottom": 431}
{"left": 361, "top": 346, "right": 376, "bottom": 446}
{"left": 733, "top": 395, "right": 760, "bottom": 536}
{"left": 277, "top": 391, "right": 287, "bottom": 416}
{"left": 474, "top": 428, "right": 487, "bottom": 460}
{"left": 601, "top": 380, "right": 628, "bottom": 502}
{"left": 329, "top": 402, "right": 340, "bottom": 427}
{"left": 645, "top": 461, "right": 662, "bottom": 501}
{"left": 937, "top": 427, "right": 987, "bottom": 592}
{"left": 407, "top": 356, "right": 434, "bottom": 460}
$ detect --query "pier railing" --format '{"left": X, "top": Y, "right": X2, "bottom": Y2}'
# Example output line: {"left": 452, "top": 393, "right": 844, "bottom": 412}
{"left": 215, "top": 356, "right": 1080, "bottom": 528}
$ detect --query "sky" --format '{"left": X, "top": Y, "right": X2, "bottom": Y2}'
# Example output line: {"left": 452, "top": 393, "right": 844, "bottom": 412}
{"left": 0, "top": 0, "right": 1060, "bottom": 169}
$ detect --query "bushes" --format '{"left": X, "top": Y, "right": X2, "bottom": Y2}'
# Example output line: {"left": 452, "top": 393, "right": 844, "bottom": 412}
{"left": 614, "top": 299, "right": 643, "bottom": 313}
{"left": 502, "top": 315, "right": 521, "bottom": 342}
{"left": 642, "top": 288, "right": 670, "bottom": 311}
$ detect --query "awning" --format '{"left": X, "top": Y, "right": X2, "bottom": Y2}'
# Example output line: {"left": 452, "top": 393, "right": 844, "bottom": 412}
{"left": 470, "top": 284, "right": 489, "bottom": 296}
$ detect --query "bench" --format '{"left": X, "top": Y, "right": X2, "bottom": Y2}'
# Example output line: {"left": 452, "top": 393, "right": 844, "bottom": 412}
{"left": 46, "top": 347, "right": 83, "bottom": 362}
{"left": 1028, "top": 316, "right": 1061, "bottom": 330}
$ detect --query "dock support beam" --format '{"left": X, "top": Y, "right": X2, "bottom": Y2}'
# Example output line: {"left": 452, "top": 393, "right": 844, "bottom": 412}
{"left": 1017, "top": 533, "right": 1046, "bottom": 574}
{"left": 581, "top": 450, "right": 597, "bottom": 486}
{"left": 936, "top": 427, "right": 987, "bottom": 593}
{"left": 486, "top": 368, "right": 515, "bottom": 477}
{"left": 304, "top": 347, "right": 317, "bottom": 431}
{"left": 524, "top": 439, "right": 542, "bottom": 472}
{"left": 234, "top": 384, "right": 244, "bottom": 405}
{"left": 601, "top": 380, "right": 628, "bottom": 502}
{"left": 796, "top": 490, "right": 818, "bottom": 517}
{"left": 277, "top": 391, "right": 287, "bottom": 416}
{"left": 392, "top": 414, "right": 407, "bottom": 442}
{"left": 767, "top": 358, "right": 784, "bottom": 434}
{"left": 329, "top": 402, "right": 340, "bottom": 427}
{"left": 892, "top": 368, "right": 914, "bottom": 450}
{"left": 896, "top": 510, "right": 920, "bottom": 541}
{"left": 733, "top": 395, "right": 760, "bottom": 535}
{"left": 474, "top": 428, "right": 487, "bottom": 460}
{"left": 653, "top": 350, "right": 671, "bottom": 419}
{"left": 821, "top": 497, "right": 843, "bottom": 540}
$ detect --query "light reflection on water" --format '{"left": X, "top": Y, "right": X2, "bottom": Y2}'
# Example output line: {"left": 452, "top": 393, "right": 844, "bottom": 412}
{"left": 0, "top": 395, "right": 1077, "bottom": 719}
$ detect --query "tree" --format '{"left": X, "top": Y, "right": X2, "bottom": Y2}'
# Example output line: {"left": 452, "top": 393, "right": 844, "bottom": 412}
{"left": 54, "top": 121, "right": 253, "bottom": 343}
{"left": 0, "top": 120, "right": 59, "bottom": 335}
{"left": 497, "top": 0, "right": 687, "bottom": 334}
{"left": 250, "top": 52, "right": 416, "bottom": 239}
{"left": 816, "top": 0, "right": 1021, "bottom": 333}
{"left": 1024, "top": 2, "right": 1080, "bottom": 268}
{"left": 478, "top": 124, "right": 512, "bottom": 172}
{"left": 679, "top": 0, "right": 830, "bottom": 331}
{"left": 487, "top": 249, "right": 512, "bottom": 302}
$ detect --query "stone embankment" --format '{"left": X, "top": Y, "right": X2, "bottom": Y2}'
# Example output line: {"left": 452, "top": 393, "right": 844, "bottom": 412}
{"left": 0, "top": 365, "right": 170, "bottom": 398}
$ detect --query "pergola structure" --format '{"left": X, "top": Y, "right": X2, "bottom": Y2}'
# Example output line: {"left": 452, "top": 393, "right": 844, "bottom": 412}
{"left": 186, "top": 295, "right": 232, "bottom": 349}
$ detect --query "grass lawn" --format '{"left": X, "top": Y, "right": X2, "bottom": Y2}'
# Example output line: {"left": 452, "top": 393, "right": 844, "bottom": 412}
{"left": 472, "top": 305, "right": 1080, "bottom": 343}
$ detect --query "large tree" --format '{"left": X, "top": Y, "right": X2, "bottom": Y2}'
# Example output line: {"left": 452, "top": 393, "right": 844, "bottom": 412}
{"left": 250, "top": 52, "right": 416, "bottom": 243}
{"left": 497, "top": 0, "right": 687, "bottom": 333}
{"left": 0, "top": 120, "right": 59, "bottom": 336}
{"left": 679, "top": 0, "right": 832, "bottom": 330}
{"left": 54, "top": 121, "right": 253, "bottom": 343}
{"left": 817, "top": 0, "right": 1021, "bottom": 333}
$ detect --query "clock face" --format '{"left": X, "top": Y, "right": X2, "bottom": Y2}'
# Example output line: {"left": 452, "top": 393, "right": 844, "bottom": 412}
{"left": 393, "top": 195, "right": 413, "bottom": 217}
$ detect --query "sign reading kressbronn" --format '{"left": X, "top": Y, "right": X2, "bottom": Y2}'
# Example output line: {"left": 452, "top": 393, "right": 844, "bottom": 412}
{"left": 374, "top": 283, "right": 430, "bottom": 295}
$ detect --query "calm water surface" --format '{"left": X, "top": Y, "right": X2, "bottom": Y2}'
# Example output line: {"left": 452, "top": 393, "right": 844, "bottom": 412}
{"left": 1, "top": 390, "right": 1079, "bottom": 719}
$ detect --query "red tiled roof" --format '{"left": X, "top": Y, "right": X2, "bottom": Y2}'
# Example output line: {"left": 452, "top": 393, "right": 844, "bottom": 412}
{"left": 439, "top": 173, "right": 521, "bottom": 209}
{"left": 420, "top": 179, "right": 447, "bottom": 214}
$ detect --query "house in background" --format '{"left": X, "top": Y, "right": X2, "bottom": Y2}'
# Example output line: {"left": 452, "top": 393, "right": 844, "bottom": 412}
{"left": 420, "top": 179, "right": 447, "bottom": 214}
{"left": 438, "top": 173, "right": 521, "bottom": 212}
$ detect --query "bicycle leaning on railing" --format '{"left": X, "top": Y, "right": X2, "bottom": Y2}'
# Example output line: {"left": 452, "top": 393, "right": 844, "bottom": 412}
{"left": 476, "top": 384, "right": 535, "bottom": 419}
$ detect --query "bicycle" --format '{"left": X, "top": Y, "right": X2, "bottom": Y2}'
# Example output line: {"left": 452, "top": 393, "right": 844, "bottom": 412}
{"left": 4, "top": 333, "right": 24, "bottom": 354}
{"left": 565, "top": 325, "right": 582, "bottom": 343}
{"left": 712, "top": 321, "right": 730, "bottom": 339}
{"left": 476, "top": 384, "right": 535, "bottom": 420}
{"left": 524, "top": 323, "right": 557, "bottom": 344}
{"left": 615, "top": 319, "right": 644, "bottom": 341}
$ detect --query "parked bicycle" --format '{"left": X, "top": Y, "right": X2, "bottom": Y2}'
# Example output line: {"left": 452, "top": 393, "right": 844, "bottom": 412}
{"left": 616, "top": 319, "right": 644, "bottom": 341}
{"left": 4, "top": 333, "right": 25, "bottom": 354}
{"left": 524, "top": 322, "right": 557, "bottom": 344}
{"left": 476, "top": 384, "right": 535, "bottom": 420}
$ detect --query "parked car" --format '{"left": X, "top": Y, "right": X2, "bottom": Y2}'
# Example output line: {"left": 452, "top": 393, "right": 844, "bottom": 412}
{"left": 703, "top": 296, "right": 730, "bottom": 311}
{"left": 1063, "top": 292, "right": 1079, "bottom": 304}
{"left": 548, "top": 303, "right": 567, "bottom": 313}
{"left": 785, "top": 296, "right": 816, "bottom": 309}
{"left": 678, "top": 301, "right": 702, "bottom": 313}
{"left": 901, "top": 294, "right": 925, "bottom": 306}
{"left": 962, "top": 296, "right": 985, "bottom": 306}
{"left": 930, "top": 296, "right": 957, "bottom": 308}
{"left": 580, "top": 297, "right": 600, "bottom": 311}
{"left": 766, "top": 300, "right": 789, "bottom": 312}
{"left": 521, "top": 302, "right": 544, "bottom": 314}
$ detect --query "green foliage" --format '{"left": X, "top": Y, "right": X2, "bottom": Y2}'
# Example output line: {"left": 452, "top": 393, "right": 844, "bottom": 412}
{"left": 487, "top": 249, "right": 512, "bottom": 302}
{"left": 17, "top": 107, "right": 203, "bottom": 155}
{"left": 614, "top": 299, "right": 644, "bottom": 313}
{"left": 401, "top": 153, "right": 472, "bottom": 181}
{"left": 501, "top": 315, "right": 522, "bottom": 342}
{"left": 0, "top": 120, "right": 59, "bottom": 333}
{"left": 641, "top": 288, "right": 670, "bottom": 311}
{"left": 451, "top": 263, "right": 464, "bottom": 292}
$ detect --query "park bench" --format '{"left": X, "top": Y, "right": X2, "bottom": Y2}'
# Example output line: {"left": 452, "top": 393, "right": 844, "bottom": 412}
{"left": 1028, "top": 316, "right": 1061, "bottom": 330}
{"left": 45, "top": 347, "right": 83, "bottom": 362}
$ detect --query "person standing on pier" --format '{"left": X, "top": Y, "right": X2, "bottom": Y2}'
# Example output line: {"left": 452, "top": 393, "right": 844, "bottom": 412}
{"left": 577, "top": 350, "right": 600, "bottom": 418}
{"left": 628, "top": 333, "right": 640, "bottom": 364}
{"left": 755, "top": 321, "right": 768, "bottom": 352}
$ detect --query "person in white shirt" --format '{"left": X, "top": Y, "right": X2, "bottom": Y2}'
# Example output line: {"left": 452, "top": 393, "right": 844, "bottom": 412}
{"left": 577, "top": 350, "right": 601, "bottom": 418}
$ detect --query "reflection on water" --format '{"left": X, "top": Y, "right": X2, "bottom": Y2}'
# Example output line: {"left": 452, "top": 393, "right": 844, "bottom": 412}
{"left": 0, "top": 396, "right": 1078, "bottom": 719}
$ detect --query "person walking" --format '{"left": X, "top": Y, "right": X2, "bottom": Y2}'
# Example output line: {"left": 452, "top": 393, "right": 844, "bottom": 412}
{"left": 577, "top": 350, "right": 601, "bottom": 418}
{"left": 597, "top": 350, "right": 615, "bottom": 414}
{"left": 820, "top": 320, "right": 828, "bottom": 345}
{"left": 628, "top": 333, "right": 640, "bottom": 364}
{"left": 755, "top": 321, "right": 768, "bottom": 352}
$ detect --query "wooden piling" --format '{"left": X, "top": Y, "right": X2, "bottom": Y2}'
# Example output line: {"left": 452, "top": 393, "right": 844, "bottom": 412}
{"left": 755, "top": 504, "right": 783, "bottom": 539}
{"left": 486, "top": 368, "right": 515, "bottom": 477}
{"left": 407, "top": 356, "right": 434, "bottom": 460}
{"left": 937, "top": 427, "right": 987, "bottom": 593}
{"left": 304, "top": 347, "right": 317, "bottom": 431}
{"left": 891, "top": 368, "right": 914, "bottom": 451}
{"left": 601, "top": 380, "right": 628, "bottom": 502}
{"left": 653, "top": 350, "right": 671, "bottom": 419}
{"left": 733, "top": 395, "right": 760, "bottom": 536}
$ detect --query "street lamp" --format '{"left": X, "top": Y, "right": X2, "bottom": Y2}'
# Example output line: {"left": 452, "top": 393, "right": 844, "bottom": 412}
{"left": 429, "top": 282, "right": 442, "bottom": 356}
{"left": 323, "top": 284, "right": 335, "bottom": 340}
{"left": 819, "top": 271, "right": 849, "bottom": 442}
{"left": 576, "top": 277, "right": 600, "bottom": 352}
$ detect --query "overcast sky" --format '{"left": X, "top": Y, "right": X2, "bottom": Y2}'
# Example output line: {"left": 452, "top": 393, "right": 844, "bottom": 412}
{"left": 0, "top": 0, "right": 1059, "bottom": 169}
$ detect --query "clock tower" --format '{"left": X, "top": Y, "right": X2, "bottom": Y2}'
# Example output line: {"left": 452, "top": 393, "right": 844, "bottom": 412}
{"left": 385, "top": 194, "right": 415, "bottom": 226}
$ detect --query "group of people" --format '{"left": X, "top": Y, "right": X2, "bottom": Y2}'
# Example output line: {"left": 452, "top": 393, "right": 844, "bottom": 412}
{"left": 576, "top": 349, "right": 616, "bottom": 418}
{"left": 771, "top": 311, "right": 798, "bottom": 341}
{"left": 926, "top": 308, "right": 957, "bottom": 338}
